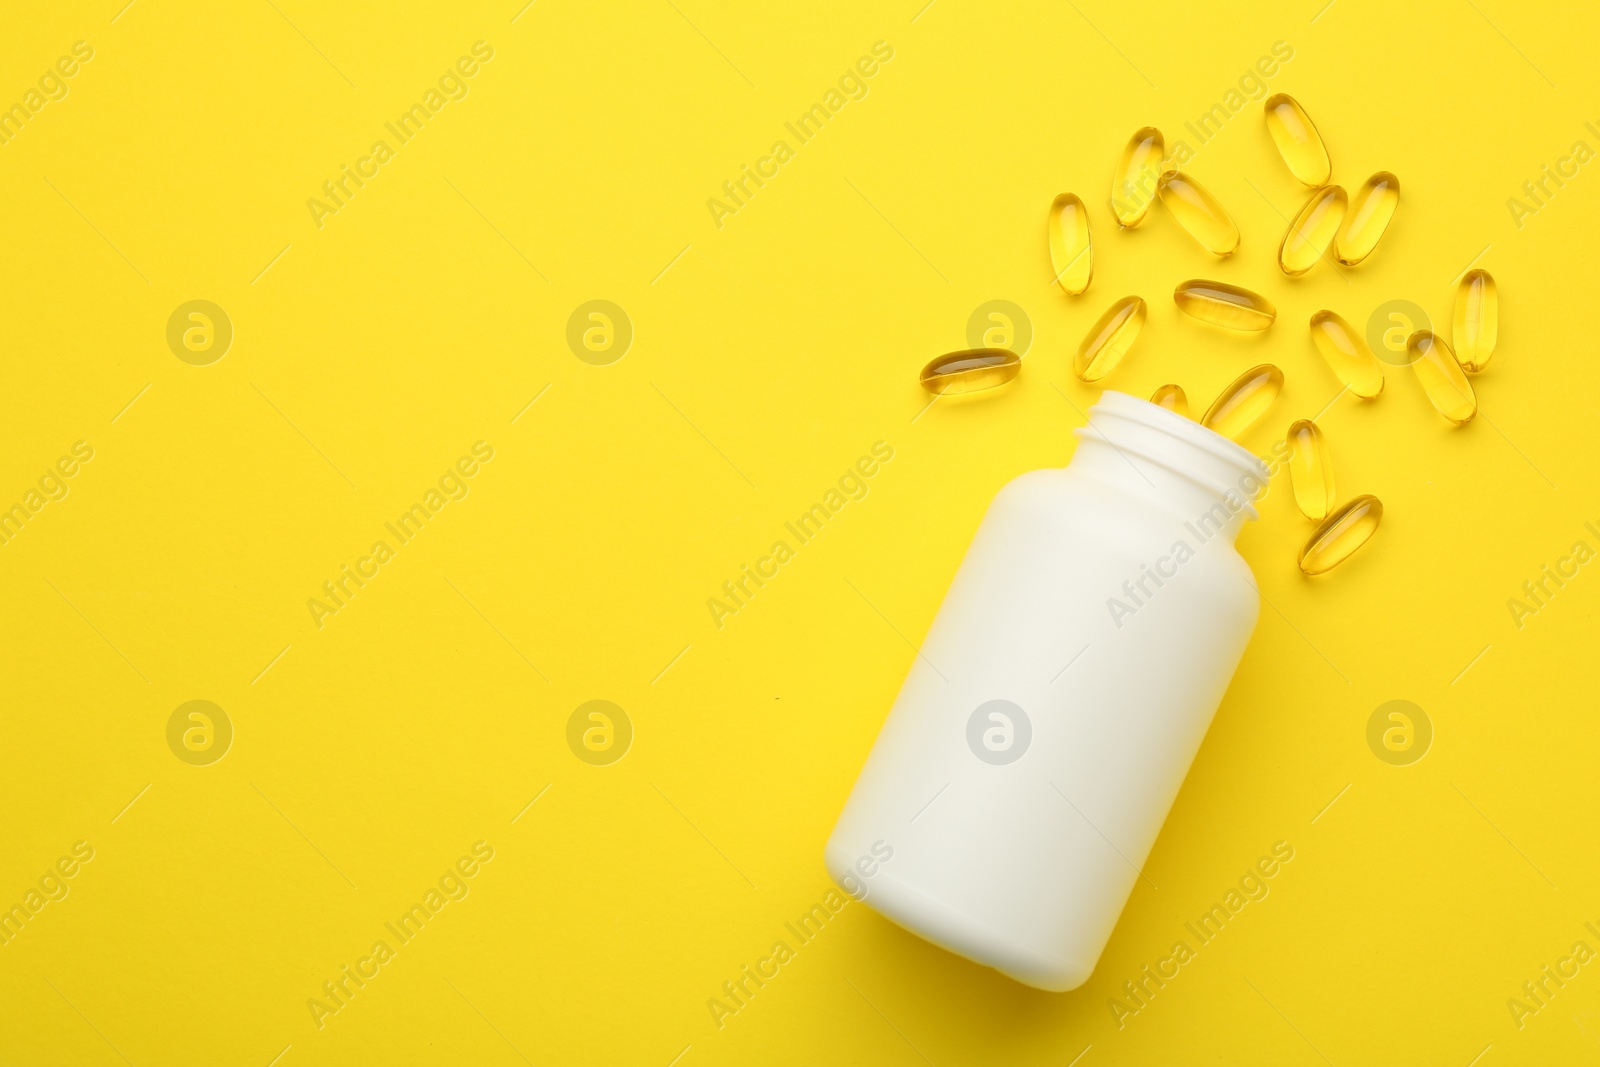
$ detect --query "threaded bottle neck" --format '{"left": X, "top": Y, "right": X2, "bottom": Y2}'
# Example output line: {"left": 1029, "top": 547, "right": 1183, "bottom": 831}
{"left": 1071, "top": 391, "right": 1269, "bottom": 540}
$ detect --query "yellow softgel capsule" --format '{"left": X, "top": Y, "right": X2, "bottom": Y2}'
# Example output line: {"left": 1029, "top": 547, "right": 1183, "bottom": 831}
{"left": 1112, "top": 127, "right": 1164, "bottom": 228}
{"left": 1156, "top": 171, "right": 1240, "bottom": 257}
{"left": 1278, "top": 185, "right": 1347, "bottom": 276}
{"left": 1201, "top": 364, "right": 1283, "bottom": 440}
{"left": 1263, "top": 93, "right": 1331, "bottom": 186}
{"left": 1308, "top": 310, "right": 1384, "bottom": 399}
{"left": 1299, "top": 494, "right": 1382, "bottom": 575}
{"left": 1151, "top": 383, "right": 1188, "bottom": 417}
{"left": 1454, "top": 269, "right": 1498, "bottom": 373}
{"left": 1173, "top": 279, "right": 1276, "bottom": 331}
{"left": 1335, "top": 172, "right": 1399, "bottom": 266}
{"left": 1406, "top": 330, "right": 1476, "bottom": 424}
{"left": 919, "top": 348, "right": 1020, "bottom": 395}
{"left": 1287, "top": 419, "right": 1335, "bottom": 521}
{"left": 1074, "top": 296, "right": 1147, "bottom": 383}
{"left": 1048, "top": 193, "right": 1093, "bottom": 295}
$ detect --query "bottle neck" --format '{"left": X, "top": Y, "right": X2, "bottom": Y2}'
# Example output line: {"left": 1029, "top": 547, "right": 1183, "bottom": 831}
{"left": 1070, "top": 391, "right": 1268, "bottom": 544}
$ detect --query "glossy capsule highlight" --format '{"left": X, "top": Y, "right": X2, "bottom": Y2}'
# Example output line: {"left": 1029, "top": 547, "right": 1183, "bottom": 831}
{"left": 1299, "top": 495, "right": 1382, "bottom": 575}
{"left": 1279, "top": 185, "right": 1347, "bottom": 276}
{"left": 1264, "top": 94, "right": 1331, "bottom": 186}
{"left": 1173, "top": 279, "right": 1276, "bottom": 331}
{"left": 1406, "top": 331, "right": 1476, "bottom": 424}
{"left": 1201, "top": 364, "right": 1283, "bottom": 440}
{"left": 1074, "top": 296, "right": 1147, "bottom": 383}
{"left": 1156, "top": 171, "right": 1240, "bottom": 256}
{"left": 1112, "top": 127, "right": 1164, "bottom": 228}
{"left": 919, "top": 348, "right": 1020, "bottom": 395}
{"left": 1309, "top": 310, "right": 1384, "bottom": 399}
{"left": 1287, "top": 419, "right": 1335, "bottom": 521}
{"left": 1454, "top": 269, "right": 1498, "bottom": 373}
{"left": 1151, "top": 383, "right": 1188, "bottom": 417}
{"left": 1048, "top": 193, "right": 1093, "bottom": 295}
{"left": 1335, "top": 172, "right": 1399, "bottom": 266}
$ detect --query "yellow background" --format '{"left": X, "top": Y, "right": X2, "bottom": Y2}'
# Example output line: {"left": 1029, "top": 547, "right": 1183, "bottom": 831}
{"left": 1, "top": 0, "right": 1596, "bottom": 1063}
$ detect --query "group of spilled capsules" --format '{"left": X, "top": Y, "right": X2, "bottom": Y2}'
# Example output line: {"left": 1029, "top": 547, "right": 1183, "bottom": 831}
{"left": 918, "top": 93, "right": 1500, "bottom": 576}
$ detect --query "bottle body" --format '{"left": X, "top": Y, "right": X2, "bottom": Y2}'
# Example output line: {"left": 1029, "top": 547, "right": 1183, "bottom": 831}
{"left": 826, "top": 391, "right": 1264, "bottom": 991}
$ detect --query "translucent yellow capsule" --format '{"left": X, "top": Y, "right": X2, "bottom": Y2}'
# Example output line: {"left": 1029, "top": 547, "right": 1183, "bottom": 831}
{"left": 1156, "top": 171, "right": 1240, "bottom": 257}
{"left": 1048, "top": 193, "right": 1093, "bottom": 295}
{"left": 1335, "top": 172, "right": 1399, "bottom": 266}
{"left": 1074, "top": 296, "right": 1147, "bottom": 383}
{"left": 1287, "top": 419, "right": 1335, "bottom": 521}
{"left": 1299, "top": 495, "right": 1382, "bottom": 576}
{"left": 1112, "top": 127, "right": 1164, "bottom": 228}
{"left": 919, "top": 348, "right": 1020, "bottom": 394}
{"left": 1264, "top": 94, "right": 1331, "bottom": 186}
{"left": 1454, "top": 269, "right": 1498, "bottom": 373}
{"left": 1151, "top": 383, "right": 1188, "bottom": 417}
{"left": 1278, "top": 185, "right": 1347, "bottom": 276}
{"left": 1201, "top": 364, "right": 1283, "bottom": 440}
{"left": 1406, "top": 331, "right": 1476, "bottom": 424}
{"left": 1308, "top": 310, "right": 1384, "bottom": 399}
{"left": 1173, "top": 279, "right": 1276, "bottom": 331}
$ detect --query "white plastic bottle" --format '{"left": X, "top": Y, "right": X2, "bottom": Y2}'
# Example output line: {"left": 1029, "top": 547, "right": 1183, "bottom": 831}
{"left": 826, "top": 391, "right": 1267, "bottom": 991}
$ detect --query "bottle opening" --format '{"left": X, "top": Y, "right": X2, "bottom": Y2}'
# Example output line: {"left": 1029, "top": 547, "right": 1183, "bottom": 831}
{"left": 1074, "top": 391, "right": 1270, "bottom": 521}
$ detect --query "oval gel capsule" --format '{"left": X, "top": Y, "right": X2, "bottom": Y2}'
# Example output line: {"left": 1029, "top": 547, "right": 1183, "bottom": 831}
{"left": 920, "top": 349, "right": 1021, "bottom": 394}
{"left": 1287, "top": 419, "right": 1335, "bottom": 521}
{"left": 1279, "top": 185, "right": 1347, "bottom": 276}
{"left": 1074, "top": 296, "right": 1147, "bottom": 383}
{"left": 1264, "top": 94, "right": 1331, "bottom": 186}
{"left": 1156, "top": 171, "right": 1240, "bottom": 257}
{"left": 1299, "top": 495, "right": 1382, "bottom": 575}
{"left": 1454, "top": 269, "right": 1498, "bottom": 373}
{"left": 1151, "top": 383, "right": 1189, "bottom": 417}
{"left": 1201, "top": 364, "right": 1283, "bottom": 440}
{"left": 1335, "top": 172, "right": 1399, "bottom": 266}
{"left": 1173, "top": 279, "right": 1276, "bottom": 331}
{"left": 1049, "top": 193, "right": 1093, "bottom": 295}
{"left": 1309, "top": 310, "right": 1384, "bottom": 399}
{"left": 1113, "top": 127, "right": 1164, "bottom": 228}
{"left": 1407, "top": 331, "right": 1476, "bottom": 424}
